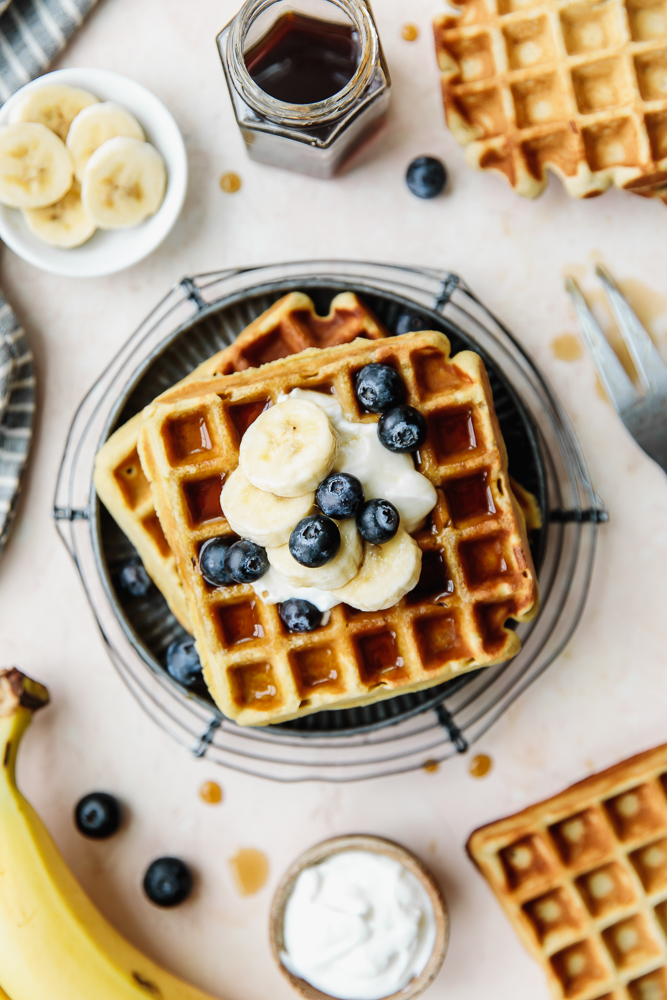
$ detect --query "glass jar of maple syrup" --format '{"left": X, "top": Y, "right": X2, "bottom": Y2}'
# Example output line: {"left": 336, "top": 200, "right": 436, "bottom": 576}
{"left": 217, "top": 0, "right": 391, "bottom": 178}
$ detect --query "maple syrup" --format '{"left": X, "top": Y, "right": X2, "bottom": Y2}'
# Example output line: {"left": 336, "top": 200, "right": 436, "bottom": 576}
{"left": 229, "top": 848, "right": 269, "bottom": 895}
{"left": 244, "top": 12, "right": 360, "bottom": 105}
{"left": 218, "top": 0, "right": 391, "bottom": 178}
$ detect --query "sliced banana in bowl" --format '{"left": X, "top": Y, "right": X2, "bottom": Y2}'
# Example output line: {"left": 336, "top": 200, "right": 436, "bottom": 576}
{"left": 23, "top": 181, "right": 97, "bottom": 249}
{"left": 0, "top": 68, "right": 186, "bottom": 276}
{"left": 81, "top": 137, "right": 167, "bottom": 230}
{"left": 0, "top": 123, "right": 73, "bottom": 209}
{"left": 9, "top": 84, "right": 99, "bottom": 142}
{"left": 67, "top": 102, "right": 145, "bottom": 182}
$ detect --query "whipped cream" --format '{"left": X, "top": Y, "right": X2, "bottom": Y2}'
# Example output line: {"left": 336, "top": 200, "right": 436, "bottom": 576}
{"left": 251, "top": 389, "right": 437, "bottom": 612}
{"left": 281, "top": 850, "right": 437, "bottom": 1000}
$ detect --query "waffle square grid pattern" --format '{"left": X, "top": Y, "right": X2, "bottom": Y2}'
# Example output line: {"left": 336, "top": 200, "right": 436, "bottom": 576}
{"left": 467, "top": 744, "right": 667, "bottom": 1000}
{"left": 138, "top": 331, "right": 538, "bottom": 727}
{"left": 93, "top": 292, "right": 387, "bottom": 631}
{"left": 434, "top": 0, "right": 667, "bottom": 200}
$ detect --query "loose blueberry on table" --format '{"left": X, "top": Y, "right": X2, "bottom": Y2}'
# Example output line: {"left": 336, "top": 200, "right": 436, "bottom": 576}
{"left": 357, "top": 498, "right": 400, "bottom": 544}
{"left": 406, "top": 156, "right": 448, "bottom": 199}
{"left": 199, "top": 537, "right": 234, "bottom": 587}
{"left": 316, "top": 472, "right": 364, "bottom": 519}
{"left": 143, "top": 857, "right": 193, "bottom": 907}
{"left": 224, "top": 539, "right": 269, "bottom": 583}
{"left": 116, "top": 557, "right": 153, "bottom": 598}
{"left": 289, "top": 514, "right": 341, "bottom": 567}
{"left": 75, "top": 792, "right": 122, "bottom": 839}
{"left": 166, "top": 637, "right": 203, "bottom": 687}
{"left": 279, "top": 598, "right": 323, "bottom": 633}
{"left": 354, "top": 363, "right": 405, "bottom": 413}
{"left": 378, "top": 405, "right": 427, "bottom": 453}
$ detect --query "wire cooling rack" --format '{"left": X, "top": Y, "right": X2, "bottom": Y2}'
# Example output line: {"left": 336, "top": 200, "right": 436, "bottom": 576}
{"left": 54, "top": 261, "right": 605, "bottom": 781}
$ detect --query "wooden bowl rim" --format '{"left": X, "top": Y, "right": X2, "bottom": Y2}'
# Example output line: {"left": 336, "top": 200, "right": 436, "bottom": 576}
{"left": 269, "top": 834, "right": 449, "bottom": 1000}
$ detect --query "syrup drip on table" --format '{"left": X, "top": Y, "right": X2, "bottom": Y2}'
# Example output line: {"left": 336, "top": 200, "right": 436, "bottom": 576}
{"left": 199, "top": 780, "right": 223, "bottom": 804}
{"left": 244, "top": 12, "right": 361, "bottom": 105}
{"left": 469, "top": 754, "right": 492, "bottom": 778}
{"left": 229, "top": 848, "right": 269, "bottom": 895}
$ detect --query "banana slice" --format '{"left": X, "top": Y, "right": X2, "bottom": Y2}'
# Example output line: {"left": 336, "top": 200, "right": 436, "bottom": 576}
{"left": 221, "top": 466, "right": 314, "bottom": 547}
{"left": 332, "top": 528, "right": 422, "bottom": 612}
{"left": 23, "top": 180, "right": 96, "bottom": 248}
{"left": 240, "top": 398, "right": 338, "bottom": 498}
{"left": 81, "top": 136, "right": 167, "bottom": 229}
{"left": 9, "top": 84, "right": 99, "bottom": 141}
{"left": 67, "top": 101, "right": 145, "bottom": 181}
{"left": 0, "top": 123, "right": 73, "bottom": 209}
{"left": 267, "top": 518, "right": 362, "bottom": 590}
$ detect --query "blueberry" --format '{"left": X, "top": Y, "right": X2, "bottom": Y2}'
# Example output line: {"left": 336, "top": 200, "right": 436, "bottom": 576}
{"left": 289, "top": 515, "right": 341, "bottom": 568}
{"left": 279, "top": 598, "right": 324, "bottom": 632}
{"left": 394, "top": 312, "right": 428, "bottom": 336}
{"left": 406, "top": 156, "right": 447, "bottom": 199}
{"left": 316, "top": 473, "right": 364, "bottom": 519}
{"left": 75, "top": 792, "right": 122, "bottom": 839}
{"left": 199, "top": 537, "right": 234, "bottom": 587}
{"left": 166, "top": 638, "right": 202, "bottom": 687}
{"left": 354, "top": 364, "right": 405, "bottom": 413}
{"left": 357, "top": 498, "right": 400, "bottom": 544}
{"left": 224, "top": 539, "right": 269, "bottom": 583}
{"left": 378, "top": 405, "right": 427, "bottom": 453}
{"left": 143, "top": 857, "right": 193, "bottom": 907}
{"left": 116, "top": 558, "right": 153, "bottom": 598}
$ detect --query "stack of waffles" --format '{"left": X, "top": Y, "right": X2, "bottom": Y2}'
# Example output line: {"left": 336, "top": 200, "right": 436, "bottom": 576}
{"left": 468, "top": 743, "right": 667, "bottom": 999}
{"left": 434, "top": 0, "right": 667, "bottom": 202}
{"left": 135, "top": 328, "right": 538, "bottom": 727}
{"left": 94, "top": 292, "right": 387, "bottom": 630}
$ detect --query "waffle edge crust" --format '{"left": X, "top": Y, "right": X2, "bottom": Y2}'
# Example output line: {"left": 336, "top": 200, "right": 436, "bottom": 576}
{"left": 434, "top": 0, "right": 667, "bottom": 200}
{"left": 93, "top": 292, "right": 388, "bottom": 631}
{"left": 136, "top": 330, "right": 538, "bottom": 727}
{"left": 468, "top": 744, "right": 667, "bottom": 1000}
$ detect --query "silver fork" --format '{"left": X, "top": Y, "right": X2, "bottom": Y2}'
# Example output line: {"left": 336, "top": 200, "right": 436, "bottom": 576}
{"left": 565, "top": 265, "right": 667, "bottom": 475}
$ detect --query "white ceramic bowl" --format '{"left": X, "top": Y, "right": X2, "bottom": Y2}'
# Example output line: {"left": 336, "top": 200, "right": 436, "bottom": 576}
{"left": 0, "top": 68, "right": 187, "bottom": 278}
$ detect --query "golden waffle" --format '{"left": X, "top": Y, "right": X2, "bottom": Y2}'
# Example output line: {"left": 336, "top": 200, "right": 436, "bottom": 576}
{"left": 138, "top": 330, "right": 539, "bottom": 727}
{"left": 468, "top": 744, "right": 667, "bottom": 1000}
{"left": 93, "top": 292, "right": 388, "bottom": 630}
{"left": 434, "top": 0, "right": 667, "bottom": 199}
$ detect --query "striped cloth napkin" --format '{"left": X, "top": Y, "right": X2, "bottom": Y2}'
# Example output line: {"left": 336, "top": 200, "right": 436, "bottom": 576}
{"left": 0, "top": 296, "right": 34, "bottom": 555}
{"left": 0, "top": 0, "right": 98, "bottom": 557}
{"left": 0, "top": 0, "right": 99, "bottom": 101}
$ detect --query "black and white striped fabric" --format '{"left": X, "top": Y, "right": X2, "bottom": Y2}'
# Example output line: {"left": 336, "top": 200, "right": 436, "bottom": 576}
{"left": 0, "top": 0, "right": 99, "bottom": 103}
{"left": 0, "top": 0, "right": 96, "bottom": 555}
{"left": 0, "top": 295, "right": 34, "bottom": 555}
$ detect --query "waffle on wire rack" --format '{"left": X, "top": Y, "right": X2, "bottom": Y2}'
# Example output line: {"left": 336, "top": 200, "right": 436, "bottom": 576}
{"left": 137, "top": 330, "right": 538, "bottom": 727}
{"left": 434, "top": 0, "right": 667, "bottom": 202}
{"left": 468, "top": 744, "right": 667, "bottom": 1000}
{"left": 93, "top": 292, "right": 388, "bottom": 631}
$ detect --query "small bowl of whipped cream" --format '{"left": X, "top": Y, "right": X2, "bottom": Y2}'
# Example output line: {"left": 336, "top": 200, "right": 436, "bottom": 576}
{"left": 270, "top": 835, "right": 448, "bottom": 1000}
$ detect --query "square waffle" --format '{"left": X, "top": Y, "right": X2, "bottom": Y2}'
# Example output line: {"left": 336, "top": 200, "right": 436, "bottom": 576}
{"left": 434, "top": 0, "right": 667, "bottom": 199}
{"left": 93, "top": 292, "right": 388, "bottom": 630}
{"left": 468, "top": 744, "right": 667, "bottom": 1000}
{"left": 138, "top": 330, "right": 538, "bottom": 726}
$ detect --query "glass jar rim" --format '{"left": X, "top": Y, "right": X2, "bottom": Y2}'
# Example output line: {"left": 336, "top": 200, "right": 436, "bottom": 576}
{"left": 226, "top": 0, "right": 379, "bottom": 126}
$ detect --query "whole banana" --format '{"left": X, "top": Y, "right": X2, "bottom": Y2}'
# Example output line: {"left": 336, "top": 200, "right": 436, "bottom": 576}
{"left": 0, "top": 668, "right": 222, "bottom": 1000}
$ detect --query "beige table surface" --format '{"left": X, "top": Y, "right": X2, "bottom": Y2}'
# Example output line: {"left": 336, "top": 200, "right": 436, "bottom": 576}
{"left": 2, "top": 0, "right": 667, "bottom": 997}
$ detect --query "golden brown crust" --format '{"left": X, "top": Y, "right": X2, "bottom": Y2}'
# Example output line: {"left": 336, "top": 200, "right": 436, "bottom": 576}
{"left": 433, "top": 1, "right": 667, "bottom": 201}
{"left": 468, "top": 743, "right": 667, "bottom": 999}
